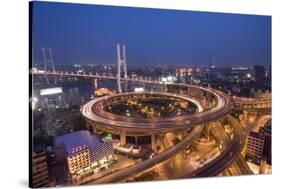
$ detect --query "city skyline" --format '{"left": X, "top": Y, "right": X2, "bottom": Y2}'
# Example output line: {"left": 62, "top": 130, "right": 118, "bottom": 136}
{"left": 32, "top": 1, "right": 271, "bottom": 67}
{"left": 30, "top": 2, "right": 272, "bottom": 187}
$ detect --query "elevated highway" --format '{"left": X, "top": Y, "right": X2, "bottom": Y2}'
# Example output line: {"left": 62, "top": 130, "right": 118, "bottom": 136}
{"left": 233, "top": 96, "right": 271, "bottom": 114}
{"left": 81, "top": 90, "right": 231, "bottom": 135}
{"left": 182, "top": 115, "right": 248, "bottom": 177}
{"left": 88, "top": 125, "right": 204, "bottom": 184}
{"left": 210, "top": 120, "right": 252, "bottom": 175}
{"left": 32, "top": 70, "right": 250, "bottom": 182}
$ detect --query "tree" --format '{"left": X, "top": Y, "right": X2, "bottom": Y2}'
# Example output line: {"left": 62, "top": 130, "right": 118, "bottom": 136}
{"left": 156, "top": 145, "right": 161, "bottom": 152}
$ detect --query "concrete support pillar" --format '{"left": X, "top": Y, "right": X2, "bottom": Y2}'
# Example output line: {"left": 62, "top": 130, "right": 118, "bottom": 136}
{"left": 243, "top": 111, "right": 248, "bottom": 120}
{"left": 204, "top": 123, "right": 211, "bottom": 141}
{"left": 151, "top": 134, "right": 156, "bottom": 151}
{"left": 143, "top": 82, "right": 145, "bottom": 91}
{"left": 207, "top": 93, "right": 211, "bottom": 103}
{"left": 259, "top": 157, "right": 267, "bottom": 174}
{"left": 178, "top": 130, "right": 185, "bottom": 140}
{"left": 162, "top": 84, "right": 166, "bottom": 93}
{"left": 88, "top": 123, "right": 97, "bottom": 133}
{"left": 179, "top": 87, "right": 183, "bottom": 95}
{"left": 58, "top": 95, "right": 62, "bottom": 106}
{"left": 93, "top": 126, "right": 97, "bottom": 133}
{"left": 94, "top": 78, "right": 98, "bottom": 90}
{"left": 85, "top": 121, "right": 90, "bottom": 129}
{"left": 120, "top": 131, "right": 126, "bottom": 146}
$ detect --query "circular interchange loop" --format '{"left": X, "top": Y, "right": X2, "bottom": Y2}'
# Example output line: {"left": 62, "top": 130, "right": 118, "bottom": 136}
{"left": 101, "top": 93, "right": 199, "bottom": 119}
{"left": 81, "top": 84, "right": 232, "bottom": 134}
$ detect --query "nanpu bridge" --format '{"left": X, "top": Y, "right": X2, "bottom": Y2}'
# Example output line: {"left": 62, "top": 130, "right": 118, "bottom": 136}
{"left": 31, "top": 45, "right": 271, "bottom": 183}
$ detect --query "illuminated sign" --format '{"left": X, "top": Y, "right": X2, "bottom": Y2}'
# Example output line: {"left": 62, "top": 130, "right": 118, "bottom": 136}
{"left": 161, "top": 76, "right": 176, "bottom": 83}
{"left": 231, "top": 67, "right": 248, "bottom": 71}
{"left": 40, "top": 87, "right": 63, "bottom": 96}
{"left": 134, "top": 87, "right": 144, "bottom": 92}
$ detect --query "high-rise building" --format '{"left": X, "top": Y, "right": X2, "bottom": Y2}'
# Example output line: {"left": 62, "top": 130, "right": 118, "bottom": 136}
{"left": 254, "top": 65, "right": 266, "bottom": 80}
{"left": 176, "top": 67, "right": 193, "bottom": 83}
{"left": 54, "top": 130, "right": 114, "bottom": 181}
{"left": 31, "top": 151, "right": 50, "bottom": 188}
{"left": 246, "top": 132, "right": 264, "bottom": 163}
{"left": 260, "top": 120, "right": 272, "bottom": 165}
{"left": 208, "top": 53, "right": 215, "bottom": 68}
{"left": 176, "top": 67, "right": 187, "bottom": 83}
{"left": 246, "top": 120, "right": 272, "bottom": 164}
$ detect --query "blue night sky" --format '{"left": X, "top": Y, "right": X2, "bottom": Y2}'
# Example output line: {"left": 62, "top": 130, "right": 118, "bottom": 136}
{"left": 31, "top": 1, "right": 271, "bottom": 67}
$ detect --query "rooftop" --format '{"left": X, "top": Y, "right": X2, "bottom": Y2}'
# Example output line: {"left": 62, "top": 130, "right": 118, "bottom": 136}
{"left": 249, "top": 131, "right": 260, "bottom": 139}
{"left": 54, "top": 130, "right": 102, "bottom": 155}
{"left": 263, "top": 119, "right": 272, "bottom": 134}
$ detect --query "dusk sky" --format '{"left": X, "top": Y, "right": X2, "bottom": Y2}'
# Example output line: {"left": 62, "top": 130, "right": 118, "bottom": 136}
{"left": 31, "top": 1, "right": 271, "bottom": 67}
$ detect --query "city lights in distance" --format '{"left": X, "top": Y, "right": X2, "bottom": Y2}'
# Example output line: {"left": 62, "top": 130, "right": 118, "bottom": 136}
{"left": 161, "top": 76, "right": 177, "bottom": 83}
{"left": 40, "top": 87, "right": 63, "bottom": 96}
{"left": 134, "top": 87, "right": 144, "bottom": 92}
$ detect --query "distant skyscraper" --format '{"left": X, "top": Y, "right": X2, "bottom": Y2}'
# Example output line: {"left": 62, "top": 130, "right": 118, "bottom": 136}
{"left": 208, "top": 53, "right": 212, "bottom": 68}
{"left": 207, "top": 53, "right": 216, "bottom": 68}
{"left": 176, "top": 67, "right": 188, "bottom": 83}
{"left": 254, "top": 65, "right": 266, "bottom": 80}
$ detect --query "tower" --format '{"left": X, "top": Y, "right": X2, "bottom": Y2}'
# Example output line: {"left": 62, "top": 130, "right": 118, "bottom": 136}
{"left": 207, "top": 53, "right": 213, "bottom": 80}
{"left": 42, "top": 47, "right": 57, "bottom": 84}
{"left": 208, "top": 53, "right": 212, "bottom": 68}
{"left": 116, "top": 43, "right": 128, "bottom": 93}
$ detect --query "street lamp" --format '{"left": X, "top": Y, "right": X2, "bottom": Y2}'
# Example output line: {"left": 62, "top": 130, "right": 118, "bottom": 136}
{"left": 31, "top": 96, "right": 38, "bottom": 110}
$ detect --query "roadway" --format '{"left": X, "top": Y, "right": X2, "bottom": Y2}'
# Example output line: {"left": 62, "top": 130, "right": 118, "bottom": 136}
{"left": 182, "top": 114, "right": 247, "bottom": 177}
{"left": 88, "top": 125, "right": 204, "bottom": 184}
{"left": 210, "top": 120, "right": 252, "bottom": 175}
{"left": 33, "top": 71, "right": 247, "bottom": 181}
{"left": 81, "top": 90, "right": 231, "bottom": 134}
{"left": 233, "top": 96, "right": 271, "bottom": 113}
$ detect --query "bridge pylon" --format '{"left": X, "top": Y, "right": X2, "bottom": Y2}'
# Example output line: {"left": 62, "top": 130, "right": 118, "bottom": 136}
{"left": 41, "top": 47, "right": 57, "bottom": 84}
{"left": 93, "top": 78, "right": 98, "bottom": 90}
{"left": 116, "top": 43, "right": 128, "bottom": 93}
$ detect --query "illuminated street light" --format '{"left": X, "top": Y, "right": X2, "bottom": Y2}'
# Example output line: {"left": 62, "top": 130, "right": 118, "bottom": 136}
{"left": 33, "top": 97, "right": 38, "bottom": 102}
{"left": 31, "top": 96, "right": 38, "bottom": 110}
